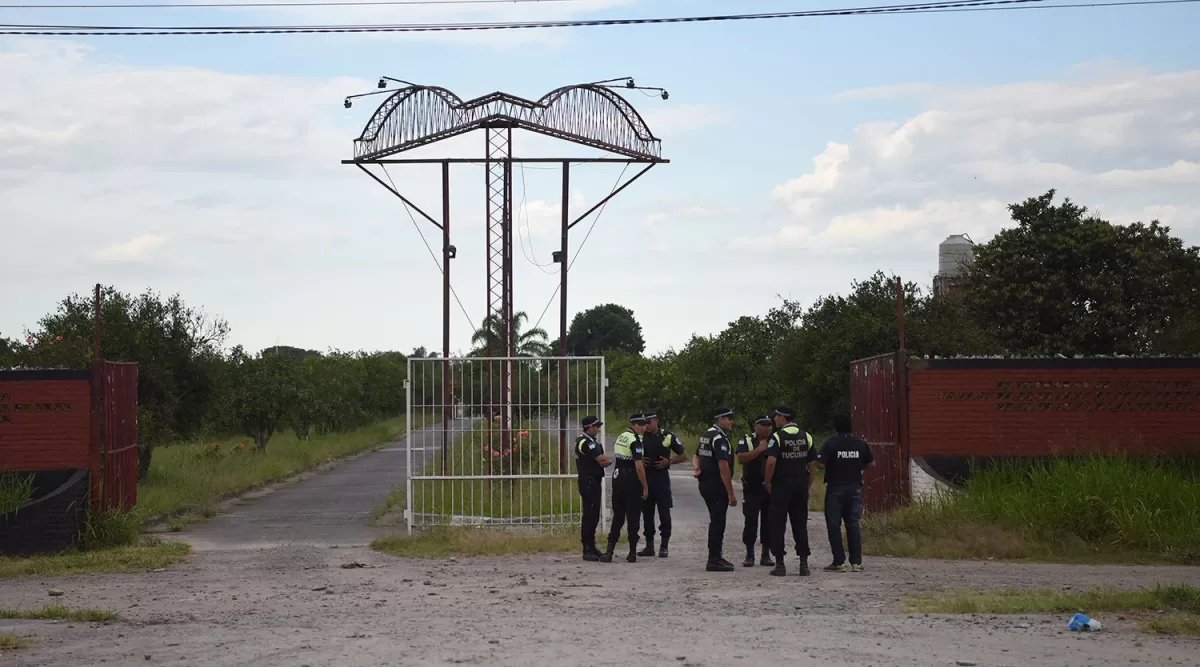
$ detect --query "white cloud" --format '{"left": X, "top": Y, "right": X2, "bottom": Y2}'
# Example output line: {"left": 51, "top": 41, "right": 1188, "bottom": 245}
{"left": 93, "top": 235, "right": 167, "bottom": 263}
{"left": 756, "top": 64, "right": 1200, "bottom": 254}
{"left": 644, "top": 204, "right": 737, "bottom": 227}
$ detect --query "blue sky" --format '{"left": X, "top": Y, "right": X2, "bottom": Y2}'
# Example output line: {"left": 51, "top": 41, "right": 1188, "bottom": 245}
{"left": 1, "top": 0, "right": 1198, "bottom": 357}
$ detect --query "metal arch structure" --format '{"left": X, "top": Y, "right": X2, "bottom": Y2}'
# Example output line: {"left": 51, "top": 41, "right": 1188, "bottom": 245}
{"left": 341, "top": 77, "right": 669, "bottom": 476}
{"left": 351, "top": 84, "right": 662, "bottom": 162}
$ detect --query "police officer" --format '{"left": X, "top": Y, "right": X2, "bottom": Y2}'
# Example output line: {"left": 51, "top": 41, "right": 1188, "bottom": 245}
{"left": 764, "top": 404, "right": 816, "bottom": 577}
{"left": 735, "top": 414, "right": 775, "bottom": 567}
{"left": 600, "top": 413, "right": 649, "bottom": 563}
{"left": 638, "top": 410, "right": 687, "bottom": 559}
{"left": 693, "top": 407, "right": 738, "bottom": 572}
{"left": 816, "top": 414, "right": 875, "bottom": 572}
{"left": 574, "top": 415, "right": 611, "bottom": 562}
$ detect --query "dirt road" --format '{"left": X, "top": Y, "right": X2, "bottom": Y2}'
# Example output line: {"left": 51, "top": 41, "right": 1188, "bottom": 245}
{"left": 4, "top": 454, "right": 1198, "bottom": 666}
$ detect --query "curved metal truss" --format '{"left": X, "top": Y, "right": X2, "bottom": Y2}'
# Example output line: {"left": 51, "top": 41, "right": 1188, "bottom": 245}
{"left": 352, "top": 84, "right": 662, "bottom": 161}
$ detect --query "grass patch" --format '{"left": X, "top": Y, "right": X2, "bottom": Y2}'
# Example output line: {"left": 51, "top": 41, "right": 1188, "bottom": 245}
{"left": 864, "top": 456, "right": 1200, "bottom": 563}
{"left": 0, "top": 604, "right": 120, "bottom": 623}
{"left": 0, "top": 633, "right": 31, "bottom": 650}
{"left": 137, "top": 415, "right": 422, "bottom": 522}
{"left": 371, "top": 526, "right": 577, "bottom": 558}
{"left": 0, "top": 473, "right": 35, "bottom": 513}
{"left": 0, "top": 540, "right": 190, "bottom": 579}
{"left": 906, "top": 584, "right": 1200, "bottom": 636}
{"left": 370, "top": 484, "right": 405, "bottom": 525}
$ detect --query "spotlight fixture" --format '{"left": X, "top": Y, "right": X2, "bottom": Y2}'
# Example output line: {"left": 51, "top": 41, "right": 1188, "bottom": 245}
{"left": 447, "top": 245, "right": 457, "bottom": 259}
{"left": 378, "top": 78, "right": 387, "bottom": 89}
{"left": 344, "top": 98, "right": 352, "bottom": 109}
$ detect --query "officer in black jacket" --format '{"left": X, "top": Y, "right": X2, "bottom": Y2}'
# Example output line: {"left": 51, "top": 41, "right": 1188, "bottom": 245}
{"left": 693, "top": 407, "right": 738, "bottom": 572}
{"left": 638, "top": 410, "right": 688, "bottom": 559}
{"left": 764, "top": 404, "right": 816, "bottom": 577}
{"left": 574, "top": 415, "right": 611, "bottom": 562}
{"left": 735, "top": 414, "right": 775, "bottom": 567}
{"left": 600, "top": 413, "right": 649, "bottom": 563}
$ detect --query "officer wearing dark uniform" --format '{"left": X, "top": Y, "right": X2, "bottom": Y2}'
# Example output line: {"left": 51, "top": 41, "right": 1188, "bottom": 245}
{"left": 693, "top": 407, "right": 738, "bottom": 572}
{"left": 735, "top": 414, "right": 775, "bottom": 567}
{"left": 764, "top": 404, "right": 816, "bottom": 577}
{"left": 574, "top": 415, "right": 611, "bottom": 562}
{"left": 638, "top": 410, "right": 687, "bottom": 559}
{"left": 817, "top": 414, "right": 875, "bottom": 573}
{"left": 600, "top": 413, "right": 649, "bottom": 563}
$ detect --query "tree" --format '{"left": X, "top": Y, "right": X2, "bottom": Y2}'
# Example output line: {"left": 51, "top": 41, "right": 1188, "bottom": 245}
{"left": 469, "top": 311, "right": 551, "bottom": 357}
{"left": 0, "top": 335, "right": 17, "bottom": 366}
{"left": 24, "top": 286, "right": 229, "bottom": 478}
{"left": 566, "top": 304, "right": 646, "bottom": 356}
{"left": 226, "top": 346, "right": 301, "bottom": 451}
{"left": 964, "top": 190, "right": 1200, "bottom": 356}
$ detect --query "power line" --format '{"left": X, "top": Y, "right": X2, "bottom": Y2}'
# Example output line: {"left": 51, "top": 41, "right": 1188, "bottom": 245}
{"left": 1, "top": 0, "right": 1195, "bottom": 34}
{"left": 0, "top": 0, "right": 585, "bottom": 7}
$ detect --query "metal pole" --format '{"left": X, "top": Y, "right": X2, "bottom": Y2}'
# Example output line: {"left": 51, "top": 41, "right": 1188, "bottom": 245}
{"left": 896, "top": 276, "right": 906, "bottom": 351}
{"left": 405, "top": 374, "right": 413, "bottom": 535}
{"left": 441, "top": 161, "right": 451, "bottom": 476}
{"left": 93, "top": 283, "right": 101, "bottom": 361}
{"left": 558, "top": 161, "right": 570, "bottom": 473}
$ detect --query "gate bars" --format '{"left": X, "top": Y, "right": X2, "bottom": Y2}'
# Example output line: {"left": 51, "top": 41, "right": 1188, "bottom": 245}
{"left": 404, "top": 355, "right": 607, "bottom": 534}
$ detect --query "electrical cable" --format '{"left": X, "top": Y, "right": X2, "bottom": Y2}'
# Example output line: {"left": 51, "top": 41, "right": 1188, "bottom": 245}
{"left": 0, "top": 0, "right": 589, "bottom": 7}
{"left": 530, "top": 162, "right": 628, "bottom": 333}
{"left": 380, "top": 164, "right": 480, "bottom": 339}
{"left": 1, "top": 0, "right": 1195, "bottom": 35}
{"left": 516, "top": 162, "right": 559, "bottom": 274}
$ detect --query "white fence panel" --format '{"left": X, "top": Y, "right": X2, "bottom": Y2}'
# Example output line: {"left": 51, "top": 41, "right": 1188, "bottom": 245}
{"left": 404, "top": 356, "right": 607, "bottom": 534}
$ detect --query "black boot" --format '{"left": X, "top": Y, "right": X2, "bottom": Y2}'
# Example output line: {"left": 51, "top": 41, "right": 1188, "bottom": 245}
{"left": 770, "top": 558, "right": 786, "bottom": 576}
{"left": 599, "top": 541, "right": 616, "bottom": 563}
{"left": 742, "top": 546, "right": 755, "bottom": 567}
{"left": 627, "top": 539, "right": 638, "bottom": 563}
{"left": 637, "top": 537, "right": 655, "bottom": 557}
{"left": 706, "top": 557, "right": 734, "bottom": 572}
{"left": 760, "top": 550, "right": 775, "bottom": 567}
{"left": 582, "top": 540, "right": 599, "bottom": 562}
{"left": 798, "top": 558, "right": 811, "bottom": 577}
{"left": 658, "top": 538, "right": 669, "bottom": 558}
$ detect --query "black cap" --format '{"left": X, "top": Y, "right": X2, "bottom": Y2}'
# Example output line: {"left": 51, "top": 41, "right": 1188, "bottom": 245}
{"left": 629, "top": 413, "right": 648, "bottom": 426}
{"left": 774, "top": 405, "right": 796, "bottom": 419}
{"left": 581, "top": 415, "right": 602, "bottom": 429}
{"left": 754, "top": 414, "right": 773, "bottom": 426}
{"left": 713, "top": 407, "right": 734, "bottom": 420}
{"left": 643, "top": 410, "right": 659, "bottom": 421}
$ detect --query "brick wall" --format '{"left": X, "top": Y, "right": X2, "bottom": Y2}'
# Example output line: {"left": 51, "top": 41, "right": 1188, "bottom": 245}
{"left": 0, "top": 371, "right": 91, "bottom": 471}
{"left": 908, "top": 358, "right": 1200, "bottom": 457}
{"left": 0, "top": 468, "right": 89, "bottom": 556}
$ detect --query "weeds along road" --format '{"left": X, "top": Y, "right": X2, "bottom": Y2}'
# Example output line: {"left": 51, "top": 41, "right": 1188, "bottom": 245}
{"left": 3, "top": 426, "right": 1199, "bottom": 666}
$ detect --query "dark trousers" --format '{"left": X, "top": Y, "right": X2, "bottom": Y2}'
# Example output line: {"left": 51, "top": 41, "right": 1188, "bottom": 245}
{"left": 824, "top": 481, "right": 864, "bottom": 566}
{"left": 641, "top": 476, "right": 673, "bottom": 542}
{"left": 742, "top": 484, "right": 770, "bottom": 549}
{"left": 699, "top": 482, "right": 729, "bottom": 562}
{"left": 768, "top": 477, "right": 810, "bottom": 561}
{"left": 577, "top": 475, "right": 602, "bottom": 550}
{"left": 606, "top": 474, "right": 642, "bottom": 548}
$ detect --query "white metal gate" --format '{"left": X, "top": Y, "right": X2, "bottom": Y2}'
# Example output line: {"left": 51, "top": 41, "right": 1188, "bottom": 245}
{"left": 404, "top": 356, "right": 607, "bottom": 534}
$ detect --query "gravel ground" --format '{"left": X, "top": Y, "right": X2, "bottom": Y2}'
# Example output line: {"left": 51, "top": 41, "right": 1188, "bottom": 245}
{"left": 3, "top": 463, "right": 1198, "bottom": 666}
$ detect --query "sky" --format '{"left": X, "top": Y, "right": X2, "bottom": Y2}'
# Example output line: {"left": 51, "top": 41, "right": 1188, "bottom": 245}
{"left": 1, "top": 0, "right": 1198, "bottom": 358}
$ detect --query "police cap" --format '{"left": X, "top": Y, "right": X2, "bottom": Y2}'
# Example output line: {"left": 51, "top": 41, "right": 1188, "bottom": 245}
{"left": 774, "top": 405, "right": 796, "bottom": 419}
{"left": 754, "top": 414, "right": 773, "bottom": 426}
{"left": 629, "top": 413, "right": 649, "bottom": 426}
{"left": 581, "top": 415, "right": 602, "bottom": 429}
{"left": 713, "top": 406, "right": 734, "bottom": 420}
{"left": 643, "top": 410, "right": 659, "bottom": 421}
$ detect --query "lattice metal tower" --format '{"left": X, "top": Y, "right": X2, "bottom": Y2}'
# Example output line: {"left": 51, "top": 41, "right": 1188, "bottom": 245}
{"left": 342, "top": 77, "right": 669, "bottom": 470}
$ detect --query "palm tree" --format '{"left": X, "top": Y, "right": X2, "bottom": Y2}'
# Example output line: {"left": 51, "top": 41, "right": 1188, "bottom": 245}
{"left": 470, "top": 311, "right": 551, "bottom": 357}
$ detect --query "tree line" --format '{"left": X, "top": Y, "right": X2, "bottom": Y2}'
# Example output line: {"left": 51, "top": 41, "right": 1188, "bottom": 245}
{"left": 3, "top": 190, "right": 1197, "bottom": 467}
{"left": 601, "top": 190, "right": 1200, "bottom": 433}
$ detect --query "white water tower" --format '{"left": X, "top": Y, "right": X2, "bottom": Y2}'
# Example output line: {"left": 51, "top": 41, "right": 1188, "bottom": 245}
{"left": 934, "top": 234, "right": 975, "bottom": 296}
